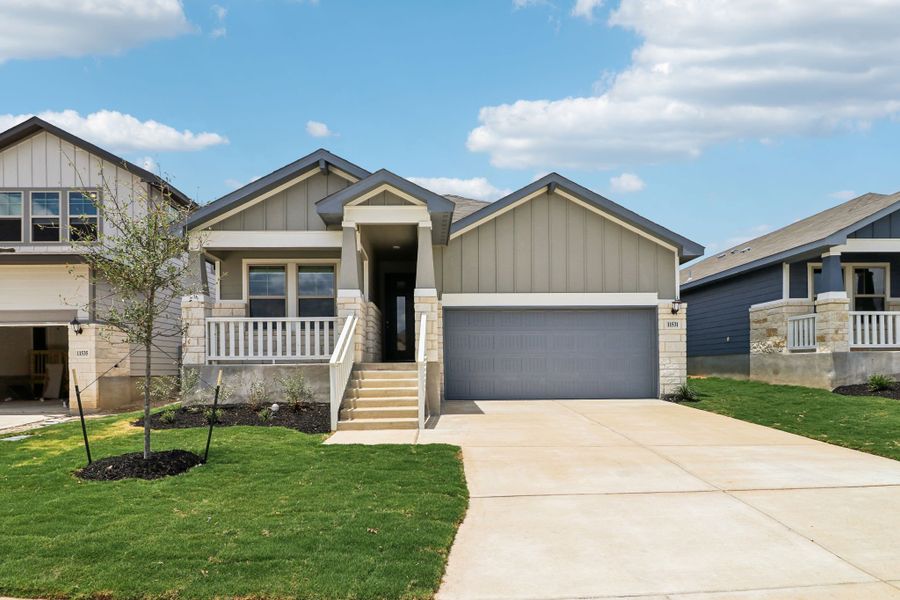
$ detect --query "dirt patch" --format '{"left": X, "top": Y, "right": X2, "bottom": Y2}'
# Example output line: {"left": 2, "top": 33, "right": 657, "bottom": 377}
{"left": 76, "top": 450, "right": 203, "bottom": 481}
{"left": 135, "top": 403, "right": 330, "bottom": 434}
{"left": 833, "top": 383, "right": 900, "bottom": 400}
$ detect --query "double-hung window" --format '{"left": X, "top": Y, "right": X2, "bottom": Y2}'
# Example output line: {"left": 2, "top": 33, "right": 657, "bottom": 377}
{"left": 68, "top": 192, "right": 99, "bottom": 241}
{"left": 248, "top": 266, "right": 286, "bottom": 318}
{"left": 31, "top": 192, "right": 61, "bottom": 242}
{"left": 297, "top": 266, "right": 336, "bottom": 317}
{"left": 852, "top": 266, "right": 887, "bottom": 311}
{"left": 0, "top": 192, "right": 23, "bottom": 241}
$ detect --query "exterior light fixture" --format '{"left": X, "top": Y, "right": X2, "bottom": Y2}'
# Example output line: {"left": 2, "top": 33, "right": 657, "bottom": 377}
{"left": 671, "top": 299, "right": 683, "bottom": 315}
{"left": 70, "top": 317, "right": 83, "bottom": 335}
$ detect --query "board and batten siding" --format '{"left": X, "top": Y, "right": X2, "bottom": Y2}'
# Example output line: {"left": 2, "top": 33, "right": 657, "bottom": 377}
{"left": 682, "top": 264, "right": 782, "bottom": 357}
{"left": 435, "top": 190, "right": 677, "bottom": 297}
{"left": 209, "top": 172, "right": 350, "bottom": 231}
{"left": 360, "top": 190, "right": 413, "bottom": 206}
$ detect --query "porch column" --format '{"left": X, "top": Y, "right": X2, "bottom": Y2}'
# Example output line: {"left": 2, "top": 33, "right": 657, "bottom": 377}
{"left": 181, "top": 293, "right": 212, "bottom": 367}
{"left": 337, "top": 222, "right": 365, "bottom": 361}
{"left": 414, "top": 220, "right": 441, "bottom": 410}
{"left": 188, "top": 250, "right": 209, "bottom": 296}
{"left": 820, "top": 252, "right": 844, "bottom": 294}
{"left": 338, "top": 223, "right": 361, "bottom": 292}
{"left": 415, "top": 221, "right": 436, "bottom": 292}
{"left": 815, "top": 249, "right": 849, "bottom": 353}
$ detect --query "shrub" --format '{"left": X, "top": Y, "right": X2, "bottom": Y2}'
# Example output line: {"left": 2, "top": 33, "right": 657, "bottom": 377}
{"left": 159, "top": 407, "right": 177, "bottom": 424}
{"left": 867, "top": 373, "right": 894, "bottom": 392}
{"left": 673, "top": 383, "right": 698, "bottom": 402}
{"left": 248, "top": 379, "right": 268, "bottom": 411}
{"left": 279, "top": 372, "right": 314, "bottom": 410}
{"left": 257, "top": 407, "right": 272, "bottom": 422}
{"left": 204, "top": 408, "right": 223, "bottom": 424}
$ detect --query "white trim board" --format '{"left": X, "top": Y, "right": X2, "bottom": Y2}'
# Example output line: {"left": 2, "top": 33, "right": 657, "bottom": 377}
{"left": 343, "top": 205, "right": 430, "bottom": 224}
{"left": 346, "top": 183, "right": 425, "bottom": 206}
{"left": 194, "top": 230, "right": 342, "bottom": 250}
{"left": 831, "top": 239, "right": 900, "bottom": 253}
{"left": 440, "top": 293, "right": 660, "bottom": 308}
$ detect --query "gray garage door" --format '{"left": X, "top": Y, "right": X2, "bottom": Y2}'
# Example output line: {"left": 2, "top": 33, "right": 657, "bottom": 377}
{"left": 444, "top": 308, "right": 657, "bottom": 400}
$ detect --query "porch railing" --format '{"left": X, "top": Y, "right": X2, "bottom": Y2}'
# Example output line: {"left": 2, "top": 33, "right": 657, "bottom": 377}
{"left": 849, "top": 311, "right": 900, "bottom": 348}
{"left": 787, "top": 314, "right": 817, "bottom": 351}
{"left": 416, "top": 313, "right": 427, "bottom": 429}
{"left": 329, "top": 315, "right": 358, "bottom": 430}
{"left": 207, "top": 317, "right": 337, "bottom": 362}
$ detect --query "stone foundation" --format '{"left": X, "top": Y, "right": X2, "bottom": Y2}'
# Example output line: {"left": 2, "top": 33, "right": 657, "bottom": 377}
{"left": 657, "top": 301, "right": 687, "bottom": 395}
{"left": 183, "top": 364, "right": 330, "bottom": 404}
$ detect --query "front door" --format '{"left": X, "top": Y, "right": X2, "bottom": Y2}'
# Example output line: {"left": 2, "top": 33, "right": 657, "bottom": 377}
{"left": 384, "top": 273, "right": 415, "bottom": 361}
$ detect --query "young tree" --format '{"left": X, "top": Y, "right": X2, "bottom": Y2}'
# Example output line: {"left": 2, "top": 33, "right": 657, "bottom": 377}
{"left": 70, "top": 162, "right": 198, "bottom": 459}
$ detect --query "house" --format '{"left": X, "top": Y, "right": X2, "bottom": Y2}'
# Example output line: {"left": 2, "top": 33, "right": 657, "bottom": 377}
{"left": 0, "top": 117, "right": 193, "bottom": 411}
{"left": 682, "top": 190, "right": 900, "bottom": 389}
{"left": 183, "top": 150, "right": 702, "bottom": 430}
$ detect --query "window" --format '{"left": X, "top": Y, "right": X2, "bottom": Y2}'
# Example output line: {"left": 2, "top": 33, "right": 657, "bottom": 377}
{"left": 31, "top": 192, "right": 60, "bottom": 242}
{"left": 248, "top": 266, "right": 286, "bottom": 318}
{"left": 853, "top": 266, "right": 886, "bottom": 311}
{"left": 0, "top": 191, "right": 23, "bottom": 242}
{"left": 68, "top": 191, "right": 99, "bottom": 241}
{"left": 298, "top": 265, "right": 336, "bottom": 317}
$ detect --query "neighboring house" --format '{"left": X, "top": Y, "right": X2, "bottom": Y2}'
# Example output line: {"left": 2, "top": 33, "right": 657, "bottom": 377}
{"left": 0, "top": 117, "right": 193, "bottom": 411}
{"left": 183, "top": 149, "right": 702, "bottom": 430}
{"left": 682, "top": 191, "right": 900, "bottom": 389}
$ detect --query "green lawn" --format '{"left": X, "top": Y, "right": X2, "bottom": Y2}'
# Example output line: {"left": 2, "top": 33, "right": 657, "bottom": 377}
{"left": 688, "top": 377, "right": 900, "bottom": 461}
{"left": 0, "top": 414, "right": 467, "bottom": 600}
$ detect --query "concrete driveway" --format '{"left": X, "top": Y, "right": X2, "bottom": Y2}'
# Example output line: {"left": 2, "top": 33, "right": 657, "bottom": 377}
{"left": 0, "top": 400, "right": 69, "bottom": 434}
{"left": 327, "top": 399, "right": 900, "bottom": 600}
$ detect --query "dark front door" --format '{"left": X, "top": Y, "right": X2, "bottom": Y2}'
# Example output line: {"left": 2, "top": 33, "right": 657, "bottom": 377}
{"left": 384, "top": 273, "right": 415, "bottom": 361}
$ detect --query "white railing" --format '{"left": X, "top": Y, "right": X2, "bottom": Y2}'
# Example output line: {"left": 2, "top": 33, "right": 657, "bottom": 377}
{"left": 787, "top": 314, "right": 817, "bottom": 351}
{"left": 849, "top": 311, "right": 900, "bottom": 348}
{"left": 328, "top": 315, "right": 358, "bottom": 430}
{"left": 416, "top": 312, "right": 427, "bottom": 429}
{"left": 207, "top": 317, "right": 337, "bottom": 362}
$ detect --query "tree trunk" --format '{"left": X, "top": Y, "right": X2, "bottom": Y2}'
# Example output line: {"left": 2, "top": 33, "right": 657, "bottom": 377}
{"left": 143, "top": 337, "right": 152, "bottom": 460}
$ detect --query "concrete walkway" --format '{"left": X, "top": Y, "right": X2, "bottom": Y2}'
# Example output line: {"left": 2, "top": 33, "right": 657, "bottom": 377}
{"left": 327, "top": 399, "right": 900, "bottom": 600}
{"left": 0, "top": 400, "right": 69, "bottom": 434}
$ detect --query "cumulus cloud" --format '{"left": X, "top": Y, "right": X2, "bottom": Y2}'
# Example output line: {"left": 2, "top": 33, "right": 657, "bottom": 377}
{"left": 0, "top": 110, "right": 228, "bottom": 152}
{"left": 140, "top": 156, "right": 159, "bottom": 173}
{"left": 829, "top": 190, "right": 858, "bottom": 201}
{"left": 571, "top": 0, "right": 603, "bottom": 21}
{"left": 609, "top": 172, "right": 644, "bottom": 193}
{"left": 210, "top": 4, "right": 227, "bottom": 38}
{"left": 0, "top": 0, "right": 192, "bottom": 63}
{"left": 306, "top": 120, "right": 335, "bottom": 138}
{"left": 407, "top": 177, "right": 512, "bottom": 201}
{"left": 469, "top": 0, "right": 900, "bottom": 170}
{"left": 224, "top": 175, "right": 261, "bottom": 190}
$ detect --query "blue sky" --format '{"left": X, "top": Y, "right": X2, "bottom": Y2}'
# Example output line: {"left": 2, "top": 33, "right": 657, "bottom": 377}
{"left": 2, "top": 0, "right": 899, "bottom": 256}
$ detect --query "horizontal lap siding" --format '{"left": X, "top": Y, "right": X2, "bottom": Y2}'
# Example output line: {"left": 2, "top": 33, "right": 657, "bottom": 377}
{"left": 682, "top": 264, "right": 782, "bottom": 356}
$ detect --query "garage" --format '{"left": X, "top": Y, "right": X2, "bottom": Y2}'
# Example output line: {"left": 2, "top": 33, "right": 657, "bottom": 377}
{"left": 443, "top": 308, "right": 658, "bottom": 400}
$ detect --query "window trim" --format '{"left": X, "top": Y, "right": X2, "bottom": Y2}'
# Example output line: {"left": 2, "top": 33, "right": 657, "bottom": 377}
{"left": 807, "top": 261, "right": 892, "bottom": 310}
{"left": 242, "top": 258, "right": 340, "bottom": 318}
{"left": 30, "top": 190, "right": 62, "bottom": 243}
{"left": 297, "top": 264, "right": 337, "bottom": 318}
{"left": 246, "top": 264, "right": 288, "bottom": 319}
{"left": 67, "top": 190, "right": 101, "bottom": 242}
{"left": 0, "top": 190, "right": 25, "bottom": 243}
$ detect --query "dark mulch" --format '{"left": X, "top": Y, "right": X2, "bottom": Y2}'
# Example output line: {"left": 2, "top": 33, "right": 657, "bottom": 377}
{"left": 833, "top": 383, "right": 900, "bottom": 400}
{"left": 75, "top": 450, "right": 203, "bottom": 481}
{"left": 136, "top": 402, "right": 331, "bottom": 434}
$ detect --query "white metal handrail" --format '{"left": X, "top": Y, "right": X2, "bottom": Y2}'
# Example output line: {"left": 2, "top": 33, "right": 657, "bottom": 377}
{"left": 849, "top": 311, "right": 900, "bottom": 348}
{"left": 328, "top": 315, "right": 358, "bottom": 430}
{"left": 207, "top": 317, "right": 336, "bottom": 362}
{"left": 416, "top": 312, "right": 427, "bottom": 429}
{"left": 787, "top": 313, "right": 817, "bottom": 351}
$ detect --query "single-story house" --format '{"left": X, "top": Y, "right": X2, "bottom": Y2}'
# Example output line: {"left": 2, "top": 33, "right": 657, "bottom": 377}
{"left": 183, "top": 149, "right": 703, "bottom": 430}
{"left": 682, "top": 190, "right": 900, "bottom": 389}
{"left": 0, "top": 117, "right": 193, "bottom": 411}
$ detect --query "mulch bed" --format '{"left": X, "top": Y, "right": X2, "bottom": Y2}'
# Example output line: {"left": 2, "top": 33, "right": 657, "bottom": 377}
{"left": 135, "top": 403, "right": 331, "bottom": 434}
{"left": 833, "top": 383, "right": 900, "bottom": 400}
{"left": 75, "top": 450, "right": 203, "bottom": 481}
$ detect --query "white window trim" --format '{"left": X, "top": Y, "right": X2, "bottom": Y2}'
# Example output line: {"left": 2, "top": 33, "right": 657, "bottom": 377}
{"left": 807, "top": 261, "right": 891, "bottom": 310}
{"left": 241, "top": 258, "right": 340, "bottom": 317}
{"left": 66, "top": 190, "right": 100, "bottom": 241}
{"left": 441, "top": 292, "right": 660, "bottom": 308}
{"left": 30, "top": 190, "right": 62, "bottom": 243}
{"left": 0, "top": 190, "right": 25, "bottom": 243}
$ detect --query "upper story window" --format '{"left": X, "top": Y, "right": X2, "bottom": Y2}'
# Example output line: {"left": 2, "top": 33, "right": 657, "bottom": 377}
{"left": 31, "top": 192, "right": 61, "bottom": 242}
{"left": 68, "top": 191, "right": 99, "bottom": 241}
{"left": 248, "top": 266, "right": 286, "bottom": 318}
{"left": 0, "top": 191, "right": 23, "bottom": 242}
{"left": 298, "top": 265, "right": 336, "bottom": 317}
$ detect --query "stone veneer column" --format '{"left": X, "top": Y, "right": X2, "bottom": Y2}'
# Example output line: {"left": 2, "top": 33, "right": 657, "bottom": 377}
{"left": 67, "top": 323, "right": 131, "bottom": 413}
{"left": 337, "top": 294, "right": 366, "bottom": 362}
{"left": 749, "top": 299, "right": 816, "bottom": 354}
{"left": 181, "top": 294, "right": 211, "bottom": 367}
{"left": 658, "top": 300, "right": 687, "bottom": 395}
{"left": 815, "top": 292, "right": 850, "bottom": 353}
{"left": 413, "top": 291, "right": 440, "bottom": 362}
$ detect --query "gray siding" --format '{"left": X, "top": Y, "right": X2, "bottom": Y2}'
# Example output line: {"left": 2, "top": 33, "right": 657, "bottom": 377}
{"left": 434, "top": 190, "right": 677, "bottom": 297}
{"left": 850, "top": 212, "right": 900, "bottom": 239}
{"left": 789, "top": 253, "right": 900, "bottom": 299}
{"left": 210, "top": 172, "right": 349, "bottom": 231}
{"left": 360, "top": 190, "right": 411, "bottom": 206}
{"left": 682, "top": 264, "right": 782, "bottom": 357}
{"left": 217, "top": 249, "right": 341, "bottom": 300}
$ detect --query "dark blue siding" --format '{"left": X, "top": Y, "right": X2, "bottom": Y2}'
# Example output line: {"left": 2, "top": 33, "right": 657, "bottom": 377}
{"left": 682, "top": 265, "right": 782, "bottom": 357}
{"left": 850, "top": 212, "right": 900, "bottom": 238}
{"left": 788, "top": 253, "right": 900, "bottom": 299}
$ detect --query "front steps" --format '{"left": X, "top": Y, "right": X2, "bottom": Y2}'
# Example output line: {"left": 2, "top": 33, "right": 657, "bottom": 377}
{"left": 336, "top": 363, "right": 419, "bottom": 431}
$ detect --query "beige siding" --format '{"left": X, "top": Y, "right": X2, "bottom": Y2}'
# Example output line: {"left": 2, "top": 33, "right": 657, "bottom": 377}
{"left": 360, "top": 190, "right": 413, "bottom": 206}
{"left": 210, "top": 172, "right": 350, "bottom": 231}
{"left": 435, "top": 190, "right": 677, "bottom": 298}
{"left": 217, "top": 249, "right": 341, "bottom": 300}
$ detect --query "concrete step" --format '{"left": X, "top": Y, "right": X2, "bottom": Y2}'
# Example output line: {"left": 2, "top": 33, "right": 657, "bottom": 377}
{"left": 350, "top": 377, "right": 418, "bottom": 388}
{"left": 351, "top": 387, "right": 417, "bottom": 398}
{"left": 336, "top": 417, "right": 418, "bottom": 431}
{"left": 345, "top": 398, "right": 418, "bottom": 408}
{"left": 354, "top": 362, "right": 417, "bottom": 371}
{"left": 352, "top": 370, "right": 419, "bottom": 380}
{"left": 340, "top": 406, "right": 419, "bottom": 420}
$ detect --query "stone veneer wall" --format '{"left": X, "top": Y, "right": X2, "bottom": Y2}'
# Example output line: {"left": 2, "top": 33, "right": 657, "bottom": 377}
{"left": 414, "top": 293, "right": 443, "bottom": 406}
{"left": 815, "top": 295, "right": 850, "bottom": 353}
{"left": 337, "top": 295, "right": 367, "bottom": 362}
{"left": 658, "top": 301, "right": 687, "bottom": 395}
{"left": 68, "top": 323, "right": 135, "bottom": 412}
{"left": 749, "top": 299, "right": 815, "bottom": 354}
{"left": 364, "top": 301, "right": 382, "bottom": 362}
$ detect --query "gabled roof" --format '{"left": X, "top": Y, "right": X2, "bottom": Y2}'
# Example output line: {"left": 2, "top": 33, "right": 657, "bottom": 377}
{"left": 451, "top": 172, "right": 704, "bottom": 262}
{"left": 681, "top": 191, "right": 900, "bottom": 290}
{"left": 316, "top": 169, "right": 456, "bottom": 243}
{"left": 445, "top": 195, "right": 490, "bottom": 223}
{"left": 187, "top": 148, "right": 371, "bottom": 228}
{"left": 0, "top": 116, "right": 193, "bottom": 207}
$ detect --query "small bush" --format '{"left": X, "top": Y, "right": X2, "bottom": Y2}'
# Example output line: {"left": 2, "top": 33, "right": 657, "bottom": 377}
{"left": 257, "top": 407, "right": 272, "bottom": 422}
{"left": 159, "top": 407, "right": 177, "bottom": 424}
{"left": 248, "top": 379, "right": 269, "bottom": 411}
{"left": 867, "top": 373, "right": 894, "bottom": 392}
{"left": 204, "top": 408, "right": 223, "bottom": 424}
{"left": 673, "top": 383, "right": 699, "bottom": 402}
{"left": 279, "top": 372, "right": 314, "bottom": 410}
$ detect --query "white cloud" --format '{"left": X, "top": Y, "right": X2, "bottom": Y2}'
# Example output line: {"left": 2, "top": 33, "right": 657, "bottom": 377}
{"left": 469, "top": 0, "right": 900, "bottom": 170}
{"left": 210, "top": 4, "right": 227, "bottom": 38}
{"left": 609, "top": 172, "right": 645, "bottom": 193}
{"left": 140, "top": 156, "right": 158, "bottom": 173}
{"left": 407, "top": 177, "right": 512, "bottom": 201}
{"left": 306, "top": 120, "right": 335, "bottom": 138}
{"left": 706, "top": 224, "right": 773, "bottom": 255}
{"left": 0, "top": 110, "right": 228, "bottom": 152}
{"left": 513, "top": 0, "right": 549, "bottom": 8}
{"left": 224, "top": 175, "right": 261, "bottom": 190}
{"left": 571, "top": 0, "right": 603, "bottom": 21}
{"left": 0, "top": 0, "right": 192, "bottom": 63}
{"left": 829, "top": 190, "right": 858, "bottom": 201}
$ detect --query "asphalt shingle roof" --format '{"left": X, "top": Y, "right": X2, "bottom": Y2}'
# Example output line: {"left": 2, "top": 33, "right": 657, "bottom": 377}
{"left": 445, "top": 195, "right": 491, "bottom": 223}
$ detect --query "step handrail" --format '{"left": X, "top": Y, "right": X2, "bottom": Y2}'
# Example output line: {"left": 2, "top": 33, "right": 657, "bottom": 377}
{"left": 328, "top": 315, "right": 358, "bottom": 431}
{"left": 416, "top": 312, "right": 427, "bottom": 429}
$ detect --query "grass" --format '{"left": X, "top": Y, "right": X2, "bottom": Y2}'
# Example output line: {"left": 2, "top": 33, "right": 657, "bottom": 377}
{"left": 0, "top": 413, "right": 468, "bottom": 600}
{"left": 687, "top": 377, "right": 900, "bottom": 461}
